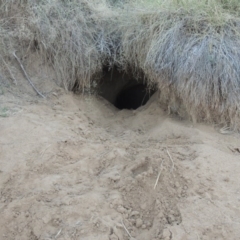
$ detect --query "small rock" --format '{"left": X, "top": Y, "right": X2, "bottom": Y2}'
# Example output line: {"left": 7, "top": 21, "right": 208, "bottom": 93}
{"left": 136, "top": 218, "right": 143, "bottom": 228}
{"left": 112, "top": 198, "right": 123, "bottom": 207}
{"left": 162, "top": 229, "right": 171, "bottom": 239}
{"left": 169, "top": 210, "right": 175, "bottom": 215}
{"left": 130, "top": 211, "right": 140, "bottom": 217}
{"left": 140, "top": 203, "right": 147, "bottom": 210}
{"left": 117, "top": 206, "right": 126, "bottom": 214}
{"left": 146, "top": 221, "right": 152, "bottom": 227}
{"left": 167, "top": 215, "right": 175, "bottom": 224}
{"left": 142, "top": 224, "right": 146, "bottom": 229}
{"left": 129, "top": 219, "right": 136, "bottom": 224}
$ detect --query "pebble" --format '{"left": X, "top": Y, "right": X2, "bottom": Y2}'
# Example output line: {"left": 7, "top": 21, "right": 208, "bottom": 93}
{"left": 136, "top": 218, "right": 143, "bottom": 228}
{"left": 130, "top": 211, "right": 140, "bottom": 217}
{"left": 141, "top": 203, "right": 147, "bottom": 210}
{"left": 167, "top": 215, "right": 175, "bottom": 224}
{"left": 146, "top": 221, "right": 152, "bottom": 227}
{"left": 129, "top": 219, "right": 136, "bottom": 224}
{"left": 117, "top": 206, "right": 126, "bottom": 214}
{"left": 162, "top": 229, "right": 171, "bottom": 239}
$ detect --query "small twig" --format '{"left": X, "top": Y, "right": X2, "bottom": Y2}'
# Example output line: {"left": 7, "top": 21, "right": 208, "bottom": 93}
{"left": 219, "top": 125, "right": 233, "bottom": 135}
{"left": 13, "top": 51, "right": 45, "bottom": 98}
{"left": 54, "top": 228, "right": 62, "bottom": 239}
{"left": 154, "top": 159, "right": 164, "bottom": 190}
{"left": 166, "top": 148, "right": 174, "bottom": 173}
{"left": 227, "top": 146, "right": 234, "bottom": 152}
{"left": 40, "top": 145, "right": 52, "bottom": 159}
{"left": 121, "top": 219, "right": 132, "bottom": 238}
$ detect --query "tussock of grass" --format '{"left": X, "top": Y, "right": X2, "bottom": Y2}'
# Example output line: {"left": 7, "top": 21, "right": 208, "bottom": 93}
{"left": 115, "top": 1, "right": 240, "bottom": 128}
{"left": 0, "top": 0, "right": 116, "bottom": 90}
{"left": 31, "top": 1, "right": 102, "bottom": 90}
{"left": 1, "top": 0, "right": 240, "bottom": 129}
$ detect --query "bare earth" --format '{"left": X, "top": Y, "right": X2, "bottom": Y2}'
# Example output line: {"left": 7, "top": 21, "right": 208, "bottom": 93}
{"left": 0, "top": 86, "right": 240, "bottom": 240}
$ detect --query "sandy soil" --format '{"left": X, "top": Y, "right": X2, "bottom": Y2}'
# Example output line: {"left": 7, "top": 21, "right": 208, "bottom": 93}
{"left": 0, "top": 84, "right": 240, "bottom": 240}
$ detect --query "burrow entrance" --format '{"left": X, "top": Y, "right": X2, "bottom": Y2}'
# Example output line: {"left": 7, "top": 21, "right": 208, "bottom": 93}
{"left": 97, "top": 67, "right": 156, "bottom": 110}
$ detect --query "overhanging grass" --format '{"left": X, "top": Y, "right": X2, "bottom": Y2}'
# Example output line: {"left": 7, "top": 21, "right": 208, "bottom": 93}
{"left": 0, "top": 0, "right": 240, "bottom": 129}
{"left": 112, "top": 0, "right": 240, "bottom": 128}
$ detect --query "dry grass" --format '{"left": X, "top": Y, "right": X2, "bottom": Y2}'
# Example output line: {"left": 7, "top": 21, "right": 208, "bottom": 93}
{"left": 0, "top": 0, "right": 115, "bottom": 90}
{"left": 116, "top": 1, "right": 240, "bottom": 129}
{"left": 0, "top": 0, "right": 240, "bottom": 129}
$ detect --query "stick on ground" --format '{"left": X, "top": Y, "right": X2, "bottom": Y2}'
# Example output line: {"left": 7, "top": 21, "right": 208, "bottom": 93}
{"left": 54, "top": 228, "right": 62, "bottom": 239}
{"left": 166, "top": 148, "right": 175, "bottom": 172}
{"left": 13, "top": 52, "right": 45, "bottom": 98}
{"left": 154, "top": 159, "right": 164, "bottom": 190}
{"left": 121, "top": 219, "right": 132, "bottom": 238}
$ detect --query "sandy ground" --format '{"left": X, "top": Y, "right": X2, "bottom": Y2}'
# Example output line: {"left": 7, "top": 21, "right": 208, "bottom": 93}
{"left": 0, "top": 82, "right": 240, "bottom": 240}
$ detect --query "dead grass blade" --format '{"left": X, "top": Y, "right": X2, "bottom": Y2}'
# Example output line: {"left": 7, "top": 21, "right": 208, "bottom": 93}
{"left": 13, "top": 52, "right": 45, "bottom": 98}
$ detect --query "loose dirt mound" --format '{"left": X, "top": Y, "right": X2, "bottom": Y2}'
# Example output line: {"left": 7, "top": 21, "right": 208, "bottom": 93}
{"left": 0, "top": 89, "right": 240, "bottom": 240}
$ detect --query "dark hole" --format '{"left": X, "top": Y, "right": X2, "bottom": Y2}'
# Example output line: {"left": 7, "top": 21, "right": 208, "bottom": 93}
{"left": 98, "top": 66, "right": 156, "bottom": 110}
{"left": 115, "top": 84, "right": 153, "bottom": 110}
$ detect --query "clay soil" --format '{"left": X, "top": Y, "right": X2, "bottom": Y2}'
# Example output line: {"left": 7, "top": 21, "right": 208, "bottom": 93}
{"left": 0, "top": 74, "right": 240, "bottom": 240}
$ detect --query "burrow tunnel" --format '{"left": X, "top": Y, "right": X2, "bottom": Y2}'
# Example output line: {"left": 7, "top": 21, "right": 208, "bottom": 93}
{"left": 97, "top": 67, "right": 157, "bottom": 110}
